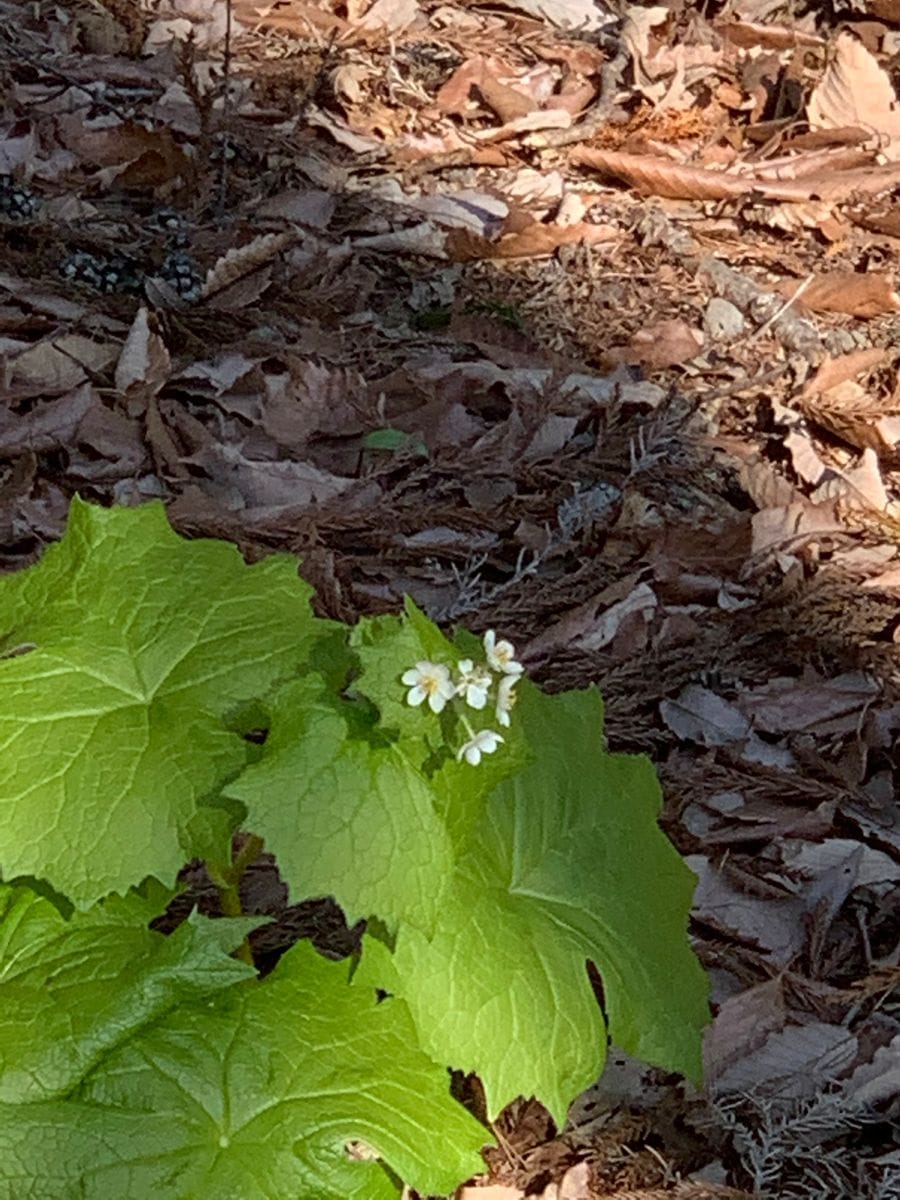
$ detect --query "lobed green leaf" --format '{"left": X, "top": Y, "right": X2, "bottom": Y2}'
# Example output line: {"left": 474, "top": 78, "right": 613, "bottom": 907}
{"left": 0, "top": 940, "right": 487, "bottom": 1200}
{"left": 0, "top": 499, "right": 327, "bottom": 907}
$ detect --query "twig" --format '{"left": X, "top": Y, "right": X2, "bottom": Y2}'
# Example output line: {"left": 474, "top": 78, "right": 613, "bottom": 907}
{"left": 748, "top": 272, "right": 815, "bottom": 343}
{"left": 526, "top": 50, "right": 629, "bottom": 150}
{"left": 217, "top": 0, "right": 233, "bottom": 219}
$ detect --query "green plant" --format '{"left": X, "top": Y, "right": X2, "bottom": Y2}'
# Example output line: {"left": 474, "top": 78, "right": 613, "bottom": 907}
{"left": 0, "top": 499, "right": 709, "bottom": 1199}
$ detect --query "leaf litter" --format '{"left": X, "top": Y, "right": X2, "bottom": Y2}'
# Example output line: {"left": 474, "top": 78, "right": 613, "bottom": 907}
{"left": 2, "top": 0, "right": 900, "bottom": 1195}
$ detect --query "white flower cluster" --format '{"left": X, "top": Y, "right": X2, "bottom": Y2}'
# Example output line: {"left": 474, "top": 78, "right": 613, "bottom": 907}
{"left": 401, "top": 630, "right": 524, "bottom": 765}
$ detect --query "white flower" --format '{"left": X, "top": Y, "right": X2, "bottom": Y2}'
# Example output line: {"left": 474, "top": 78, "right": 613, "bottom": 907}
{"left": 401, "top": 661, "right": 456, "bottom": 714}
{"left": 456, "top": 659, "right": 492, "bottom": 710}
{"left": 483, "top": 629, "right": 523, "bottom": 676}
{"left": 457, "top": 728, "right": 504, "bottom": 766}
{"left": 495, "top": 673, "right": 518, "bottom": 728}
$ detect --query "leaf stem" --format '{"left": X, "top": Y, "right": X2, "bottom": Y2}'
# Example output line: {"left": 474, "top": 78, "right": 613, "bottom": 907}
{"left": 207, "top": 834, "right": 265, "bottom": 966}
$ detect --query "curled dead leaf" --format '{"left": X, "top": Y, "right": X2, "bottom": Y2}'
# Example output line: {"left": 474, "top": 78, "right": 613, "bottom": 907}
{"left": 776, "top": 271, "right": 900, "bottom": 317}
{"left": 202, "top": 232, "right": 297, "bottom": 306}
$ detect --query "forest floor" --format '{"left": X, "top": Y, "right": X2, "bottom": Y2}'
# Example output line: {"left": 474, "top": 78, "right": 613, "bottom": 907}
{"left": 1, "top": 0, "right": 900, "bottom": 1195}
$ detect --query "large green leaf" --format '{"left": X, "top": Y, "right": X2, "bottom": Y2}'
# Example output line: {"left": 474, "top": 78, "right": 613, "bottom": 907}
{"left": 224, "top": 675, "right": 454, "bottom": 932}
{"left": 0, "top": 499, "right": 326, "bottom": 907}
{"left": 0, "top": 940, "right": 487, "bottom": 1200}
{"left": 0, "top": 882, "right": 259, "bottom": 1102}
{"left": 376, "top": 683, "right": 710, "bottom": 1124}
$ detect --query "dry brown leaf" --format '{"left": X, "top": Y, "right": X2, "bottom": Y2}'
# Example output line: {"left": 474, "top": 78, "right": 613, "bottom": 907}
{"left": 800, "top": 347, "right": 891, "bottom": 397}
{"left": 712, "top": 1021, "right": 858, "bottom": 1098}
{"left": 233, "top": 0, "right": 348, "bottom": 37}
{"left": 445, "top": 220, "right": 612, "bottom": 261}
{"left": 861, "top": 564, "right": 900, "bottom": 589}
{"left": 750, "top": 499, "right": 845, "bottom": 559}
{"left": 476, "top": 69, "right": 536, "bottom": 122}
{"left": 743, "top": 144, "right": 875, "bottom": 180}
{"left": 75, "top": 402, "right": 146, "bottom": 476}
{"left": 736, "top": 670, "right": 879, "bottom": 733}
{"left": 522, "top": 576, "right": 655, "bottom": 663}
{"left": 257, "top": 189, "right": 337, "bottom": 229}
{"left": 435, "top": 57, "right": 485, "bottom": 115}
{"left": 804, "top": 382, "right": 900, "bottom": 452}
{"left": 0, "top": 386, "right": 96, "bottom": 453}
{"left": 604, "top": 318, "right": 701, "bottom": 369}
{"left": 572, "top": 146, "right": 900, "bottom": 202}
{"left": 717, "top": 18, "right": 824, "bottom": 48}
{"left": 12, "top": 336, "right": 117, "bottom": 396}
{"left": 776, "top": 271, "right": 900, "bottom": 316}
{"left": 494, "top": 220, "right": 616, "bottom": 258}
{"left": 738, "top": 452, "right": 804, "bottom": 509}
{"left": 144, "top": 395, "right": 188, "bottom": 479}
{"left": 554, "top": 79, "right": 597, "bottom": 117}
{"left": 687, "top": 854, "right": 807, "bottom": 965}
{"left": 571, "top": 147, "right": 757, "bottom": 200}
{"left": 57, "top": 117, "right": 192, "bottom": 187}
{"left": 703, "top": 978, "right": 787, "bottom": 1086}
{"left": 783, "top": 427, "right": 828, "bottom": 486}
{"left": 556, "top": 1160, "right": 591, "bottom": 1200}
{"left": 808, "top": 31, "right": 900, "bottom": 159}
{"left": 846, "top": 196, "right": 900, "bottom": 236}
{"left": 868, "top": 0, "right": 900, "bottom": 20}
{"left": 660, "top": 685, "right": 752, "bottom": 748}
{"left": 188, "top": 443, "right": 356, "bottom": 511}
{"left": 481, "top": 109, "right": 574, "bottom": 142}
{"left": 604, "top": 1188, "right": 753, "bottom": 1200}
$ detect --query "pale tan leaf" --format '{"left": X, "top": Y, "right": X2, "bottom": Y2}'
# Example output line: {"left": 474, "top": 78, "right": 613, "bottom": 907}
{"left": 456, "top": 1186, "right": 523, "bottom": 1200}
{"left": 557, "top": 1160, "right": 591, "bottom": 1200}
{"left": 201, "top": 232, "right": 296, "bottom": 302}
{"left": 861, "top": 564, "right": 900, "bottom": 589}
{"left": 739, "top": 457, "right": 800, "bottom": 510}
{"left": 232, "top": 0, "right": 348, "bottom": 37}
{"left": 114, "top": 305, "right": 170, "bottom": 400}
{"left": 13, "top": 336, "right": 117, "bottom": 394}
{"left": 351, "top": 0, "right": 419, "bottom": 34}
{"left": 750, "top": 500, "right": 845, "bottom": 558}
{"left": 808, "top": 31, "right": 900, "bottom": 159}
{"left": 744, "top": 144, "right": 873, "bottom": 180}
{"left": 823, "top": 446, "right": 889, "bottom": 511}
{"left": 784, "top": 427, "right": 827, "bottom": 485}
